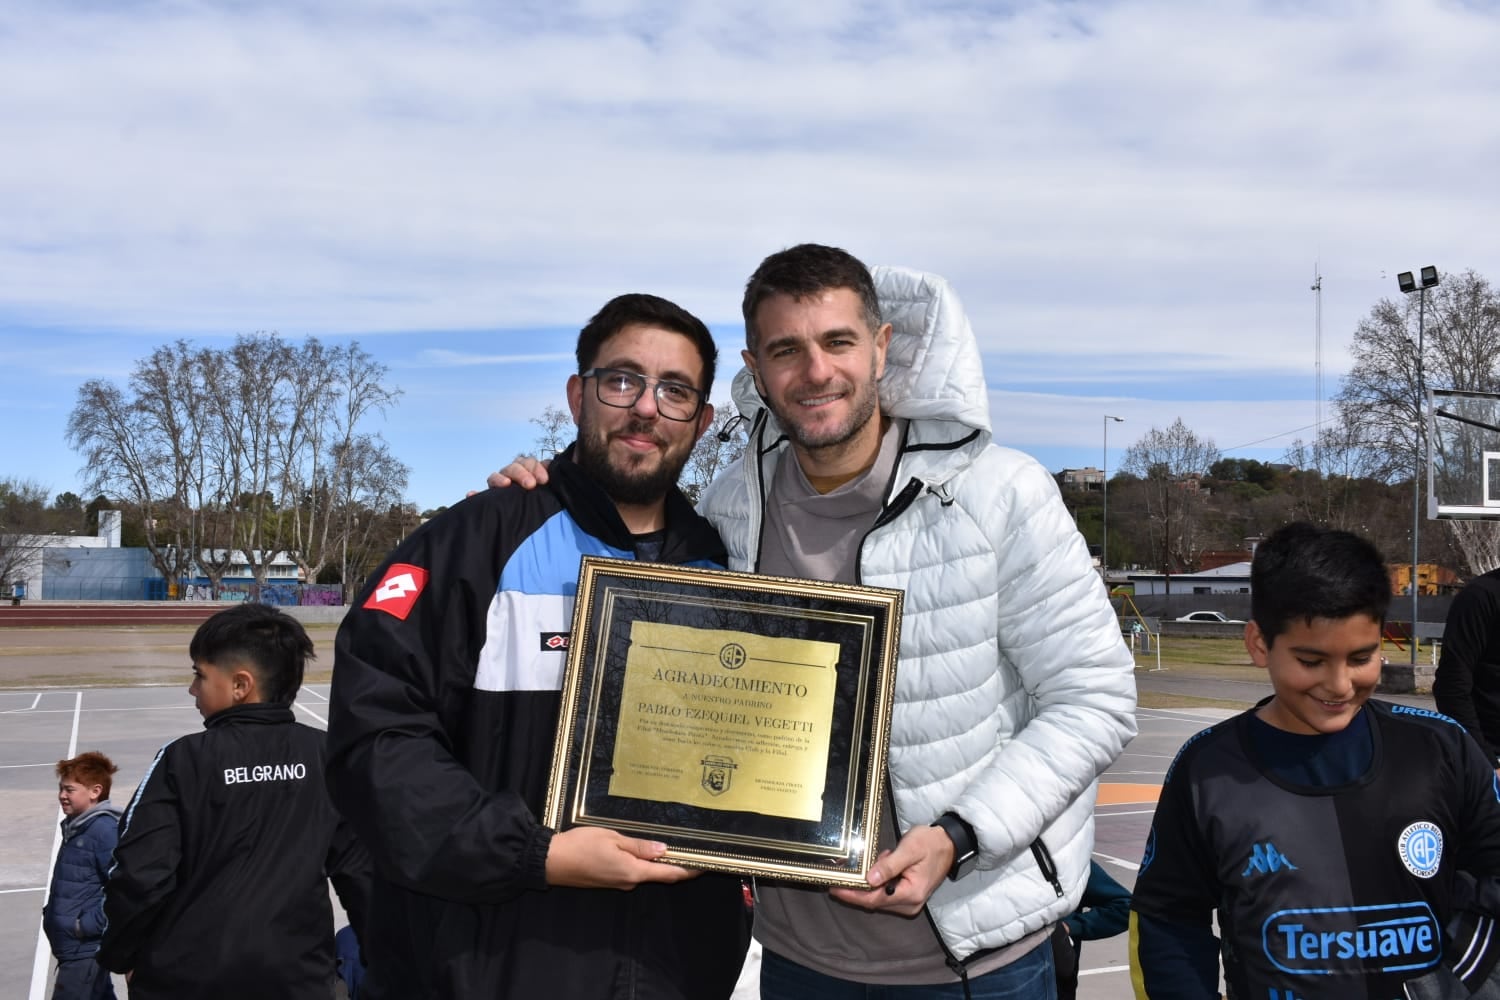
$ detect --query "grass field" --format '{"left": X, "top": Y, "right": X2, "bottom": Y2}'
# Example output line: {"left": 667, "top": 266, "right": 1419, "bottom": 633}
{"left": 1132, "top": 636, "right": 1431, "bottom": 710}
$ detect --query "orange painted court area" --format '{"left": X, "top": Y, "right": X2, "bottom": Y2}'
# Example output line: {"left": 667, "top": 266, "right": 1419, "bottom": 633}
{"left": 1097, "top": 782, "right": 1161, "bottom": 806}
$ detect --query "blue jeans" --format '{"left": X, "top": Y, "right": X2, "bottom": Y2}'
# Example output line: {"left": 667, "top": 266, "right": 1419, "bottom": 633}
{"left": 761, "top": 941, "right": 1057, "bottom": 999}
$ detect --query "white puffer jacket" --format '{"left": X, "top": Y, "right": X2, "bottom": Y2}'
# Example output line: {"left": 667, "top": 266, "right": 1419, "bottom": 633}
{"left": 697, "top": 266, "right": 1138, "bottom": 961}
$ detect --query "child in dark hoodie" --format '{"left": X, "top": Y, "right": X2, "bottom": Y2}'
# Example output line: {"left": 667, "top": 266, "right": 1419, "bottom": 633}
{"left": 44, "top": 751, "right": 121, "bottom": 1000}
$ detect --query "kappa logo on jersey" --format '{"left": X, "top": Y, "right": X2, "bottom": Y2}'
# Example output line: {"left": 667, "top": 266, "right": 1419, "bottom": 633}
{"left": 540, "top": 632, "right": 571, "bottom": 651}
{"left": 364, "top": 563, "right": 428, "bottom": 620}
{"left": 1262, "top": 901, "right": 1440, "bottom": 975}
{"left": 1242, "top": 842, "right": 1298, "bottom": 877}
{"left": 1397, "top": 821, "right": 1443, "bottom": 878}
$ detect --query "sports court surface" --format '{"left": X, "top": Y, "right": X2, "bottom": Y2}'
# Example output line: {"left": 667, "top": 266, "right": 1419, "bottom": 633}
{"left": 1, "top": 623, "right": 1235, "bottom": 999}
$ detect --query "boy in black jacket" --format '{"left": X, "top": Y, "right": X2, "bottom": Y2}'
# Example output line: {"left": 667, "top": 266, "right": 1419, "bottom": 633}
{"left": 100, "top": 603, "right": 373, "bottom": 1000}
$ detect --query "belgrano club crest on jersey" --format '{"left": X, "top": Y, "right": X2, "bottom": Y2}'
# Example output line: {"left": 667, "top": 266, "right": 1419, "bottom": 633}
{"left": 1398, "top": 821, "right": 1443, "bottom": 878}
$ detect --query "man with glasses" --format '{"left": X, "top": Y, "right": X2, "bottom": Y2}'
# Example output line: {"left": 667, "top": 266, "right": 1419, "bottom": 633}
{"left": 325, "top": 293, "right": 751, "bottom": 1000}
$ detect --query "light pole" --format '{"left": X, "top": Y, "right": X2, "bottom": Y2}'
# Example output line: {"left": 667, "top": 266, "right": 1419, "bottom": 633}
{"left": 1102, "top": 415, "right": 1124, "bottom": 581}
{"left": 1396, "top": 266, "right": 1439, "bottom": 666}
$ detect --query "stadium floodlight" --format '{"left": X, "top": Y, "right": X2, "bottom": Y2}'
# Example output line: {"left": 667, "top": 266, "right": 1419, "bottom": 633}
{"left": 1398, "top": 265, "right": 1440, "bottom": 666}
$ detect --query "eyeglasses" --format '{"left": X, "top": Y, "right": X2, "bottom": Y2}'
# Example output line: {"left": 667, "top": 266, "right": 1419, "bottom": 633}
{"left": 581, "top": 368, "right": 706, "bottom": 422}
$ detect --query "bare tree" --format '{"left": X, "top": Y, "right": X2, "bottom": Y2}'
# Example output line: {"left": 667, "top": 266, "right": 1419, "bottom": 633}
{"left": 259, "top": 341, "right": 407, "bottom": 587}
{"left": 67, "top": 334, "right": 407, "bottom": 597}
{"left": 0, "top": 478, "right": 52, "bottom": 596}
{"left": 1121, "top": 418, "right": 1222, "bottom": 574}
{"left": 67, "top": 375, "right": 196, "bottom": 593}
{"left": 217, "top": 335, "right": 297, "bottom": 587}
{"left": 530, "top": 405, "right": 574, "bottom": 458}
{"left": 1335, "top": 268, "right": 1500, "bottom": 574}
{"left": 137, "top": 343, "right": 232, "bottom": 589}
{"left": 522, "top": 404, "right": 745, "bottom": 505}
{"left": 1279, "top": 416, "right": 1392, "bottom": 531}
{"left": 681, "top": 410, "right": 747, "bottom": 505}
{"left": 314, "top": 344, "right": 403, "bottom": 586}
{"left": 332, "top": 434, "right": 411, "bottom": 592}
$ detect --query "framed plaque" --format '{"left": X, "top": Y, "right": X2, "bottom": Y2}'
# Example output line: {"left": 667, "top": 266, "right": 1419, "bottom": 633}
{"left": 543, "top": 556, "right": 902, "bottom": 887}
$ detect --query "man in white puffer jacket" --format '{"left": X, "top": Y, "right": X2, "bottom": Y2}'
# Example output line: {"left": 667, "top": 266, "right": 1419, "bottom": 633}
{"left": 696, "top": 244, "right": 1137, "bottom": 998}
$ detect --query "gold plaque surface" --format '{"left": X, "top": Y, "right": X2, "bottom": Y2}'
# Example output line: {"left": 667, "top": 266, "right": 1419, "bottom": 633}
{"left": 609, "top": 620, "right": 838, "bottom": 821}
{"left": 543, "top": 557, "right": 902, "bottom": 887}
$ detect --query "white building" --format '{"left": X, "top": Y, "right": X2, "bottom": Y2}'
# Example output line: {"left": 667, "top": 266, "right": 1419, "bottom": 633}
{"left": 1125, "top": 561, "right": 1253, "bottom": 596}
{"left": 5, "top": 510, "right": 124, "bottom": 599}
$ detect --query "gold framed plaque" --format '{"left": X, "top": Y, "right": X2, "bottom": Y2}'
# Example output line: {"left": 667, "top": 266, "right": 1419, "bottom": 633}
{"left": 543, "top": 556, "right": 902, "bottom": 887}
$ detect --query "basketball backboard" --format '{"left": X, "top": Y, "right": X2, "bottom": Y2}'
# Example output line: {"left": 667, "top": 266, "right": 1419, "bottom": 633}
{"left": 1428, "top": 388, "right": 1500, "bottom": 519}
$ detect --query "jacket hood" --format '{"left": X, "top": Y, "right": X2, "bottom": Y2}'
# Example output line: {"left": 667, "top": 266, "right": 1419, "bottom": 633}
{"left": 729, "top": 265, "right": 993, "bottom": 444}
{"left": 62, "top": 799, "right": 122, "bottom": 840}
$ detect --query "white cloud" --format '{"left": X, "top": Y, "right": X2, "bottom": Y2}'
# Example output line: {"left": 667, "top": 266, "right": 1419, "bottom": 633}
{"left": 412, "top": 349, "right": 575, "bottom": 368}
{"left": 2, "top": 0, "right": 1499, "bottom": 506}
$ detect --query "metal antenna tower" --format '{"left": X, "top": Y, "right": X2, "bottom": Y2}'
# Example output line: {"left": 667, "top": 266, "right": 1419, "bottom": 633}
{"left": 1311, "top": 264, "right": 1323, "bottom": 467}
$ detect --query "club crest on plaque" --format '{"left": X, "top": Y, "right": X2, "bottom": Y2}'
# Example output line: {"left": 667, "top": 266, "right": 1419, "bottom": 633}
{"left": 701, "top": 754, "right": 737, "bottom": 795}
{"left": 719, "top": 643, "right": 747, "bottom": 670}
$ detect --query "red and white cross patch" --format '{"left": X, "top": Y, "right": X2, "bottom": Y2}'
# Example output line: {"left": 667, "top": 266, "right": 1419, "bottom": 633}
{"left": 364, "top": 563, "right": 429, "bottom": 620}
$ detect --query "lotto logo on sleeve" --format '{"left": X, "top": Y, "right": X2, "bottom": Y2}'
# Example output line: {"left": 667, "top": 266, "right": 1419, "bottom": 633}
{"left": 364, "top": 563, "right": 429, "bottom": 620}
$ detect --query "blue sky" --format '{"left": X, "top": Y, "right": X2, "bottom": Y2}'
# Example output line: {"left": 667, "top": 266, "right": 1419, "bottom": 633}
{"left": 3, "top": 0, "right": 1499, "bottom": 512}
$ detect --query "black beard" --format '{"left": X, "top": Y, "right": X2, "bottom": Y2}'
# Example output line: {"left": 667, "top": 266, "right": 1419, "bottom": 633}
{"left": 573, "top": 417, "right": 689, "bottom": 507}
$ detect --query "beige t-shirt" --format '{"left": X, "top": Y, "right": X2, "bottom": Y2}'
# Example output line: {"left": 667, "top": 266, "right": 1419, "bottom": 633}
{"left": 753, "top": 422, "right": 1043, "bottom": 983}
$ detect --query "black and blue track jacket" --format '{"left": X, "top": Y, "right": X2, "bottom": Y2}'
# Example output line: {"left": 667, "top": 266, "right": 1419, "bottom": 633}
{"left": 325, "top": 446, "right": 750, "bottom": 1000}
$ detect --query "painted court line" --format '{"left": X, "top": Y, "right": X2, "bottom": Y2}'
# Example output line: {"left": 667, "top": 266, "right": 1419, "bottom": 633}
{"left": 1094, "top": 851, "right": 1142, "bottom": 872}
{"left": 14, "top": 705, "right": 195, "bottom": 716}
{"left": 293, "top": 701, "right": 328, "bottom": 726}
{"left": 1079, "top": 966, "right": 1129, "bottom": 978}
{"left": 1, "top": 693, "right": 43, "bottom": 713}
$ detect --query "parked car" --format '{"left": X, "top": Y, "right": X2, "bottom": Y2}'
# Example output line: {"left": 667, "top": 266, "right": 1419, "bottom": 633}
{"left": 1174, "top": 610, "right": 1245, "bottom": 624}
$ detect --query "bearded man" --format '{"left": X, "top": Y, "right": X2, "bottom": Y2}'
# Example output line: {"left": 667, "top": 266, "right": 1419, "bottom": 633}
{"left": 326, "top": 293, "right": 751, "bottom": 1000}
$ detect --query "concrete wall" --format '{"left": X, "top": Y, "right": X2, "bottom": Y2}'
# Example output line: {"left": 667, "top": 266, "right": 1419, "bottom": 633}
{"left": 280, "top": 605, "right": 351, "bottom": 625}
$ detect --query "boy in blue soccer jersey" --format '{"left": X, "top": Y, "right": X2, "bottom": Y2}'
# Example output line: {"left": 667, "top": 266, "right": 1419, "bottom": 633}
{"left": 1130, "top": 522, "right": 1500, "bottom": 1000}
